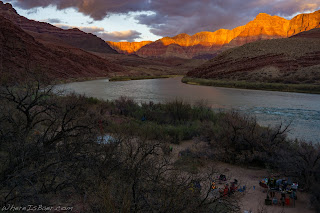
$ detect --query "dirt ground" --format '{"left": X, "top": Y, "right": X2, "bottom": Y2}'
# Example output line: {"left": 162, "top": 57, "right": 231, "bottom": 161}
{"left": 213, "top": 162, "right": 313, "bottom": 213}
{"left": 170, "top": 140, "right": 315, "bottom": 213}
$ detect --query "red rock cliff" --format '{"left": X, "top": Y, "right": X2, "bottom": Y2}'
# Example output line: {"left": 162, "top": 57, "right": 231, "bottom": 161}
{"left": 112, "top": 10, "right": 320, "bottom": 59}
{"left": 287, "top": 10, "right": 320, "bottom": 36}
{"left": 0, "top": 1, "right": 117, "bottom": 54}
{"left": 107, "top": 41, "right": 152, "bottom": 54}
{"left": 0, "top": 15, "right": 123, "bottom": 80}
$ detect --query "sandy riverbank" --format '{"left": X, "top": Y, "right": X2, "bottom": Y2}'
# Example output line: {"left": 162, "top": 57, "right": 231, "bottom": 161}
{"left": 170, "top": 140, "right": 314, "bottom": 213}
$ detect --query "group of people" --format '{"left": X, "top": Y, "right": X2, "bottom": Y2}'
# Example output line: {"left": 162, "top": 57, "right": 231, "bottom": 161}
{"left": 191, "top": 174, "right": 242, "bottom": 198}
{"left": 212, "top": 176, "right": 239, "bottom": 197}
{"left": 261, "top": 177, "right": 298, "bottom": 207}
{"left": 266, "top": 178, "right": 298, "bottom": 194}
{"left": 222, "top": 180, "right": 238, "bottom": 197}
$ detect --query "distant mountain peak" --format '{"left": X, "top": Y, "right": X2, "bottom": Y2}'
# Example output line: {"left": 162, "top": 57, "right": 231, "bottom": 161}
{"left": 173, "top": 33, "right": 191, "bottom": 38}
{"left": 133, "top": 10, "right": 320, "bottom": 59}
{"left": 251, "top": 12, "right": 288, "bottom": 23}
{"left": 254, "top": 13, "right": 272, "bottom": 19}
{"left": 107, "top": 41, "right": 153, "bottom": 55}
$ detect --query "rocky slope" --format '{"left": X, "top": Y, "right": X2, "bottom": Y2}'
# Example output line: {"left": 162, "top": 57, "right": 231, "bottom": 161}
{"left": 186, "top": 28, "right": 320, "bottom": 84}
{"left": 110, "top": 10, "right": 320, "bottom": 59}
{"left": 291, "top": 28, "right": 320, "bottom": 39}
{"left": 0, "top": 16, "right": 124, "bottom": 81}
{"left": 0, "top": 1, "right": 117, "bottom": 54}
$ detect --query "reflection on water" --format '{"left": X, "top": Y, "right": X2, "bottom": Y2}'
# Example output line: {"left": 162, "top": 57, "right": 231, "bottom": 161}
{"left": 56, "top": 77, "right": 320, "bottom": 143}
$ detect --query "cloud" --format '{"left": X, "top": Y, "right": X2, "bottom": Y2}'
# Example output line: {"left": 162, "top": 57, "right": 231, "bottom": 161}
{"left": 54, "top": 24, "right": 104, "bottom": 33}
{"left": 98, "top": 30, "right": 142, "bottom": 42}
{"left": 26, "top": 8, "right": 38, "bottom": 15}
{"left": 53, "top": 24, "right": 141, "bottom": 41}
{"left": 136, "top": 0, "right": 320, "bottom": 37}
{"left": 53, "top": 24, "right": 72, "bottom": 30}
{"left": 80, "top": 26, "right": 105, "bottom": 34}
{"left": 13, "top": 0, "right": 148, "bottom": 20}
{"left": 12, "top": 0, "right": 320, "bottom": 37}
{"left": 41, "top": 18, "right": 62, "bottom": 23}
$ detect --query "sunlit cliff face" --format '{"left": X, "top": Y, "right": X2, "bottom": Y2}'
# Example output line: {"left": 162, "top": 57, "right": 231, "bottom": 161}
{"left": 107, "top": 41, "right": 152, "bottom": 54}
{"left": 108, "top": 10, "right": 320, "bottom": 59}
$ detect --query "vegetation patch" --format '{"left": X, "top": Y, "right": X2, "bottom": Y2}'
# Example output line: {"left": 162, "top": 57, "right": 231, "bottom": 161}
{"left": 0, "top": 75, "right": 319, "bottom": 212}
{"left": 182, "top": 77, "right": 320, "bottom": 94}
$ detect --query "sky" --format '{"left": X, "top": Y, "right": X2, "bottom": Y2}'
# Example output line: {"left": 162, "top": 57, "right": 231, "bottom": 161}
{"left": 3, "top": 0, "right": 320, "bottom": 42}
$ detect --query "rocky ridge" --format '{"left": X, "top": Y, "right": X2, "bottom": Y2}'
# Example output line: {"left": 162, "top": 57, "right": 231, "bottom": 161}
{"left": 0, "top": 15, "right": 124, "bottom": 81}
{"left": 110, "top": 10, "right": 320, "bottom": 59}
{"left": 0, "top": 1, "right": 117, "bottom": 54}
{"left": 107, "top": 41, "right": 152, "bottom": 55}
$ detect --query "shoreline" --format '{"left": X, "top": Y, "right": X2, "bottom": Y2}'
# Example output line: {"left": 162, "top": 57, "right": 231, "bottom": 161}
{"left": 109, "top": 75, "right": 182, "bottom": 81}
{"left": 182, "top": 77, "right": 320, "bottom": 94}
{"left": 54, "top": 76, "right": 110, "bottom": 85}
{"left": 54, "top": 75, "right": 182, "bottom": 85}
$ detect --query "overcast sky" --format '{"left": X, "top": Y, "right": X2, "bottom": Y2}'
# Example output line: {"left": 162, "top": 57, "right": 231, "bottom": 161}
{"left": 3, "top": 0, "right": 320, "bottom": 42}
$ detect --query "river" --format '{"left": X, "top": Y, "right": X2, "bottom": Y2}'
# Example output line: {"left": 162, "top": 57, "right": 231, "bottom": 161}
{"left": 56, "top": 77, "right": 320, "bottom": 143}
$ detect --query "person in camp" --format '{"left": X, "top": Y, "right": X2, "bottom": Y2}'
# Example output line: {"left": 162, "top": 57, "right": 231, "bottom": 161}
{"left": 219, "top": 174, "right": 227, "bottom": 181}
{"left": 189, "top": 180, "right": 201, "bottom": 193}
{"left": 211, "top": 181, "right": 216, "bottom": 190}
{"left": 234, "top": 179, "right": 238, "bottom": 185}
{"left": 281, "top": 190, "right": 286, "bottom": 206}
{"left": 283, "top": 179, "right": 288, "bottom": 189}
{"left": 230, "top": 181, "right": 237, "bottom": 194}
{"left": 276, "top": 179, "right": 283, "bottom": 190}
{"left": 223, "top": 184, "right": 229, "bottom": 197}
{"left": 194, "top": 181, "right": 201, "bottom": 191}
{"left": 269, "top": 178, "right": 276, "bottom": 189}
